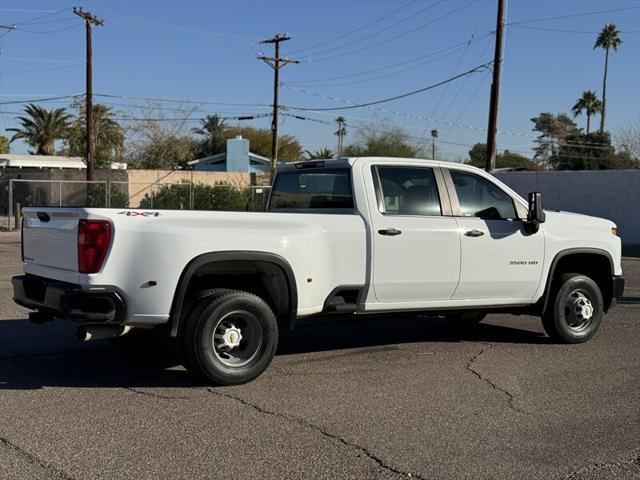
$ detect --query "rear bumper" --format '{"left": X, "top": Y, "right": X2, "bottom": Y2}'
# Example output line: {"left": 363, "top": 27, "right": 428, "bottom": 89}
{"left": 12, "top": 274, "right": 125, "bottom": 324}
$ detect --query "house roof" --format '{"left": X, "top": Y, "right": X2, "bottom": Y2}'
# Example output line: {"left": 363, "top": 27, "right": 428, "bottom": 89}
{"left": 0, "top": 154, "right": 127, "bottom": 169}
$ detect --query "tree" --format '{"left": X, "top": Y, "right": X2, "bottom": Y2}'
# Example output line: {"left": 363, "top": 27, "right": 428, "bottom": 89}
{"left": 223, "top": 125, "right": 302, "bottom": 162}
{"left": 7, "top": 104, "right": 71, "bottom": 155}
{"left": 335, "top": 116, "right": 346, "bottom": 155}
{"left": 343, "top": 123, "right": 424, "bottom": 158}
{"left": 549, "top": 131, "right": 635, "bottom": 170}
{"left": 614, "top": 122, "right": 640, "bottom": 162}
{"left": 531, "top": 113, "right": 579, "bottom": 167}
{"left": 304, "top": 147, "right": 334, "bottom": 160}
{"left": 192, "top": 114, "right": 227, "bottom": 157}
{"left": 129, "top": 135, "right": 199, "bottom": 170}
{"left": 125, "top": 102, "right": 201, "bottom": 169}
{"left": 0, "top": 134, "right": 9, "bottom": 154}
{"left": 571, "top": 90, "right": 602, "bottom": 135}
{"left": 594, "top": 23, "right": 622, "bottom": 132}
{"left": 467, "top": 143, "right": 539, "bottom": 170}
{"left": 65, "top": 100, "right": 125, "bottom": 168}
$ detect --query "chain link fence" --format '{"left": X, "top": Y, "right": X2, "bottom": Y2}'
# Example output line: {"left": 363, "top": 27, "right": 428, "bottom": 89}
{"left": 3, "top": 179, "right": 271, "bottom": 230}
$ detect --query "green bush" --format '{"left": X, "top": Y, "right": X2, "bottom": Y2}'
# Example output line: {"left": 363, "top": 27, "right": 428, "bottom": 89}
{"left": 86, "top": 183, "right": 129, "bottom": 208}
{"left": 139, "top": 181, "right": 258, "bottom": 211}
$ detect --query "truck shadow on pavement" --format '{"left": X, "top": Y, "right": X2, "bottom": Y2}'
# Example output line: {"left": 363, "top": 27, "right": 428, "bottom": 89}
{"left": 0, "top": 314, "right": 549, "bottom": 391}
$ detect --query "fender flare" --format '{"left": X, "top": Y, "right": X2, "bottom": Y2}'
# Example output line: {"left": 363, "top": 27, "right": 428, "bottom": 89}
{"left": 539, "top": 247, "right": 614, "bottom": 314}
{"left": 169, "top": 251, "right": 298, "bottom": 336}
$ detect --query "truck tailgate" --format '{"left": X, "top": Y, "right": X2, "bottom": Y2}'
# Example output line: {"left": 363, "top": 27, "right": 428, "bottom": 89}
{"left": 22, "top": 208, "right": 80, "bottom": 271}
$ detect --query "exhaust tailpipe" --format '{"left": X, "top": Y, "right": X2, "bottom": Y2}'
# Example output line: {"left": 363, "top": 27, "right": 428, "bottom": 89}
{"left": 77, "top": 325, "right": 131, "bottom": 342}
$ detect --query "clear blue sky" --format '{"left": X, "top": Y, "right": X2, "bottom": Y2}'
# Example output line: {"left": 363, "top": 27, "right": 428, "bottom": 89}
{"left": 1, "top": 0, "right": 639, "bottom": 160}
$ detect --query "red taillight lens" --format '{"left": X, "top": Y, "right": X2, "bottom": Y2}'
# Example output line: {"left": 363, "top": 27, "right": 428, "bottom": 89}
{"left": 78, "top": 220, "right": 111, "bottom": 274}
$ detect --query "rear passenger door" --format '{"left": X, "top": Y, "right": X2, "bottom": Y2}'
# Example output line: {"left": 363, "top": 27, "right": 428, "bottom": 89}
{"left": 444, "top": 168, "right": 544, "bottom": 302}
{"left": 365, "top": 163, "right": 461, "bottom": 307}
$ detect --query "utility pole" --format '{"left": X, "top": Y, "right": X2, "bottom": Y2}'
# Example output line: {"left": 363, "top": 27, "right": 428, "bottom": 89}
{"left": 430, "top": 129, "right": 438, "bottom": 159}
{"left": 335, "top": 116, "right": 346, "bottom": 156}
{"left": 73, "top": 7, "right": 103, "bottom": 182}
{"left": 257, "top": 34, "right": 298, "bottom": 180}
{"left": 485, "top": 0, "right": 505, "bottom": 172}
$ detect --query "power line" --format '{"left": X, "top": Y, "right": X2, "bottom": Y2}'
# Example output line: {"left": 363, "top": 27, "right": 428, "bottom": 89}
{"left": 293, "top": 0, "right": 444, "bottom": 60}
{"left": 289, "top": 33, "right": 494, "bottom": 88}
{"left": 17, "top": 24, "right": 82, "bottom": 34}
{"left": 104, "top": 12, "right": 258, "bottom": 43}
{"left": 113, "top": 113, "right": 271, "bottom": 122}
{"left": 508, "top": 6, "right": 639, "bottom": 26}
{"left": 438, "top": 36, "right": 494, "bottom": 142}
{"left": 1, "top": 64, "right": 81, "bottom": 75}
{"left": 94, "top": 93, "right": 272, "bottom": 108}
{"left": 301, "top": 0, "right": 478, "bottom": 63}
{"left": 419, "top": 2, "right": 491, "bottom": 143}
{"left": 441, "top": 68, "right": 491, "bottom": 143}
{"left": 3, "top": 7, "right": 70, "bottom": 26}
{"left": 509, "top": 24, "right": 640, "bottom": 35}
{"left": 285, "top": 0, "right": 418, "bottom": 56}
{"left": 284, "top": 62, "right": 492, "bottom": 111}
{"left": 284, "top": 84, "right": 617, "bottom": 148}
{"left": 1, "top": 55, "right": 82, "bottom": 64}
{"left": 288, "top": 32, "right": 493, "bottom": 85}
{"left": 0, "top": 94, "right": 82, "bottom": 105}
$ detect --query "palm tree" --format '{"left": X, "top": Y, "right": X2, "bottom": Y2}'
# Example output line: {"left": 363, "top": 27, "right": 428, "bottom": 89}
{"left": 571, "top": 90, "right": 602, "bottom": 134}
{"left": 594, "top": 23, "right": 622, "bottom": 132}
{"left": 304, "top": 147, "right": 334, "bottom": 160}
{"left": 7, "top": 104, "right": 71, "bottom": 155}
{"left": 192, "top": 114, "right": 227, "bottom": 155}
{"left": 430, "top": 129, "right": 438, "bottom": 159}
{"left": 334, "top": 116, "right": 346, "bottom": 156}
{"left": 66, "top": 102, "right": 125, "bottom": 167}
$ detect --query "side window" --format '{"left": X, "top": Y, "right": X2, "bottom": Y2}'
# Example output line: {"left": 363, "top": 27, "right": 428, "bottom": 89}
{"left": 375, "top": 167, "right": 442, "bottom": 216}
{"left": 449, "top": 170, "right": 517, "bottom": 220}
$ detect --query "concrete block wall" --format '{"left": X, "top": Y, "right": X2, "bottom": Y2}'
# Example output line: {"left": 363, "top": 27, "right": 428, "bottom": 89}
{"left": 495, "top": 170, "right": 640, "bottom": 247}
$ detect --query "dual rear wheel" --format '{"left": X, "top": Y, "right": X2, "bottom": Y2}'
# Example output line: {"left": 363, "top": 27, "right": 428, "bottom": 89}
{"left": 181, "top": 289, "right": 278, "bottom": 385}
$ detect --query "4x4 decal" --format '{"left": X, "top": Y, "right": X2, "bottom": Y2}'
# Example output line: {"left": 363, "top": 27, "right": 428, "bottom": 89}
{"left": 117, "top": 211, "right": 160, "bottom": 217}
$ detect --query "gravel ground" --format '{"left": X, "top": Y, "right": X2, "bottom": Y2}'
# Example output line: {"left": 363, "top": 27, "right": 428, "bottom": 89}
{"left": 0, "top": 231, "right": 638, "bottom": 480}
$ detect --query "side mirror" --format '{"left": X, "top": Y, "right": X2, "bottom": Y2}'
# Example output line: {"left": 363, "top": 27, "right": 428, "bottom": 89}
{"left": 525, "top": 192, "right": 545, "bottom": 233}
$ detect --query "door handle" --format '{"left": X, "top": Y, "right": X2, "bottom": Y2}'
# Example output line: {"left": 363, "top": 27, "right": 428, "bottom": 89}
{"left": 464, "top": 229, "right": 484, "bottom": 237}
{"left": 378, "top": 228, "right": 402, "bottom": 236}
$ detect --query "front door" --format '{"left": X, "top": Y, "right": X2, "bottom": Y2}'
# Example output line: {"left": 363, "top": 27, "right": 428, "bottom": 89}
{"left": 365, "top": 163, "right": 461, "bottom": 307}
{"left": 445, "top": 168, "right": 544, "bottom": 302}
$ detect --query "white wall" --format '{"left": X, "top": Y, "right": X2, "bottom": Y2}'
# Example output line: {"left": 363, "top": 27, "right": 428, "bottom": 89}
{"left": 494, "top": 170, "right": 640, "bottom": 247}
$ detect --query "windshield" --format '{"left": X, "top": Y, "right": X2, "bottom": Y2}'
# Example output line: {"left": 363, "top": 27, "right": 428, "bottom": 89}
{"left": 268, "top": 168, "right": 354, "bottom": 212}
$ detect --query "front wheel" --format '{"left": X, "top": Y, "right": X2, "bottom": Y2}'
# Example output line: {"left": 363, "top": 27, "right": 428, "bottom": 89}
{"left": 542, "top": 273, "right": 603, "bottom": 343}
{"left": 182, "top": 289, "right": 279, "bottom": 385}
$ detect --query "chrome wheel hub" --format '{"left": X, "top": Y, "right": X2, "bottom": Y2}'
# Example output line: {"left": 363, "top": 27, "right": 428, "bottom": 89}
{"left": 212, "top": 311, "right": 263, "bottom": 368}
{"left": 221, "top": 326, "right": 242, "bottom": 349}
{"left": 564, "top": 290, "right": 594, "bottom": 331}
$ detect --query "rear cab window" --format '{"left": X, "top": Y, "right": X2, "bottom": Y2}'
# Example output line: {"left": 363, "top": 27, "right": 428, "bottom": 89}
{"left": 374, "top": 166, "right": 442, "bottom": 216}
{"left": 268, "top": 167, "right": 354, "bottom": 213}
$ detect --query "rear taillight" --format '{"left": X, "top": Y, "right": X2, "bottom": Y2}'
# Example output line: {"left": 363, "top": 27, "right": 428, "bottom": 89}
{"left": 78, "top": 220, "right": 111, "bottom": 274}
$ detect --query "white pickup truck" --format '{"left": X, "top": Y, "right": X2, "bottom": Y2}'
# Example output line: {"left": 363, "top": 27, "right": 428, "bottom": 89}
{"left": 13, "top": 157, "right": 624, "bottom": 385}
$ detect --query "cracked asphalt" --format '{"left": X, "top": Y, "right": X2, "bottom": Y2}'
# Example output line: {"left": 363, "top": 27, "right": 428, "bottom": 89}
{"left": 0, "top": 231, "right": 639, "bottom": 480}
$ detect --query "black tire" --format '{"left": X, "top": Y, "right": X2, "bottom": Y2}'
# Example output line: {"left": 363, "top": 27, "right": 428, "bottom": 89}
{"left": 445, "top": 312, "right": 487, "bottom": 325}
{"left": 542, "top": 273, "right": 603, "bottom": 344}
{"left": 181, "top": 289, "right": 278, "bottom": 385}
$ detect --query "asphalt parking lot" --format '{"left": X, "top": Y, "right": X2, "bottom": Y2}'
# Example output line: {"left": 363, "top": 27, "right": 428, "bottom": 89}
{"left": 0, "top": 231, "right": 638, "bottom": 480}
